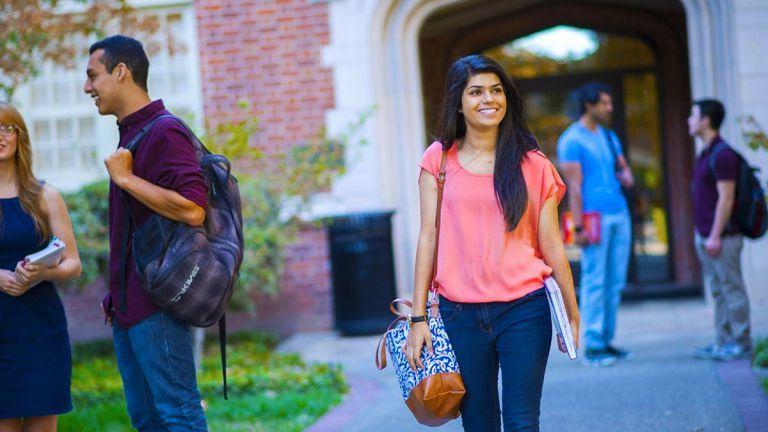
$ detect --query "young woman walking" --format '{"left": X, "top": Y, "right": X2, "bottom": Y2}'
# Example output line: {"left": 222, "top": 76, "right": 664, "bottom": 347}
{"left": 405, "top": 55, "right": 580, "bottom": 432}
{"left": 0, "top": 102, "right": 82, "bottom": 432}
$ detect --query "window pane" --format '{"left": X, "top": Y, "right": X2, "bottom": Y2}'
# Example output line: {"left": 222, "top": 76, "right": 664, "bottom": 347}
{"left": 33, "top": 120, "right": 51, "bottom": 142}
{"left": 78, "top": 117, "right": 95, "bottom": 137}
{"left": 35, "top": 149, "right": 56, "bottom": 171}
{"left": 59, "top": 146, "right": 75, "bottom": 168}
{"left": 57, "top": 119, "right": 74, "bottom": 140}
{"left": 149, "top": 74, "right": 165, "bottom": 94}
{"left": 30, "top": 82, "right": 49, "bottom": 106}
{"left": 171, "top": 68, "right": 188, "bottom": 94}
{"left": 79, "top": 146, "right": 97, "bottom": 167}
{"left": 53, "top": 81, "right": 73, "bottom": 105}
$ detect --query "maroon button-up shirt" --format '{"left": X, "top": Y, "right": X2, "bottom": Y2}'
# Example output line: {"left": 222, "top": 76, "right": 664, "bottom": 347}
{"left": 107, "top": 100, "right": 208, "bottom": 328}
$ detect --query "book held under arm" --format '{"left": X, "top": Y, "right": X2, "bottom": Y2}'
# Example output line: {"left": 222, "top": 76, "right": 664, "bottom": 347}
{"left": 544, "top": 276, "right": 578, "bottom": 360}
{"left": 24, "top": 237, "right": 66, "bottom": 267}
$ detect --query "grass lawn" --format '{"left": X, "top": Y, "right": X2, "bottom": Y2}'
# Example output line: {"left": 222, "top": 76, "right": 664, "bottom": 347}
{"left": 59, "top": 332, "right": 347, "bottom": 431}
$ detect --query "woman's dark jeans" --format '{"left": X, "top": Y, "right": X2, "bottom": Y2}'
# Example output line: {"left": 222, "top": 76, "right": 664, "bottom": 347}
{"left": 440, "top": 288, "right": 552, "bottom": 432}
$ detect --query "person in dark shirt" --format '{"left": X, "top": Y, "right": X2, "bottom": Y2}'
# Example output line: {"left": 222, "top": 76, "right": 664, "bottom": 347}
{"left": 689, "top": 98, "right": 751, "bottom": 362}
{"left": 83, "top": 35, "right": 208, "bottom": 430}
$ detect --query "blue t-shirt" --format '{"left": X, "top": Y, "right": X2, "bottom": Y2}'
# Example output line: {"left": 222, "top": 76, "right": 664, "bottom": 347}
{"left": 556, "top": 122, "right": 628, "bottom": 215}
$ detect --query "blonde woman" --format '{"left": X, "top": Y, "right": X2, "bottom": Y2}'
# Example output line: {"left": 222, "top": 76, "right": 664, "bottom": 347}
{"left": 0, "top": 102, "right": 82, "bottom": 432}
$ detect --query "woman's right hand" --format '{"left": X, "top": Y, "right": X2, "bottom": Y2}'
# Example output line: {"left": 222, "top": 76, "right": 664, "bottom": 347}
{"left": 0, "top": 269, "right": 25, "bottom": 297}
{"left": 405, "top": 321, "right": 433, "bottom": 371}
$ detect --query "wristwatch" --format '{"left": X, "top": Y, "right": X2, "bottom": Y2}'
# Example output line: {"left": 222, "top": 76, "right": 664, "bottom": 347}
{"left": 408, "top": 314, "right": 427, "bottom": 326}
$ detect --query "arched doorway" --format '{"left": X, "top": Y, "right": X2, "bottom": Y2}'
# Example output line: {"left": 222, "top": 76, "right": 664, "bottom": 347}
{"left": 418, "top": 0, "right": 697, "bottom": 295}
{"left": 344, "top": 0, "right": 740, "bottom": 298}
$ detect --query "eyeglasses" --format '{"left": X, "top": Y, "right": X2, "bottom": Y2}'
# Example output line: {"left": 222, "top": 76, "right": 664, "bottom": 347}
{"left": 0, "top": 125, "right": 17, "bottom": 137}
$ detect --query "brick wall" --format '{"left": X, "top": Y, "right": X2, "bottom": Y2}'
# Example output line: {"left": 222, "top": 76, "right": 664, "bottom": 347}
{"left": 195, "top": 0, "right": 333, "bottom": 141}
{"left": 195, "top": 0, "right": 335, "bottom": 334}
{"left": 224, "top": 228, "right": 333, "bottom": 337}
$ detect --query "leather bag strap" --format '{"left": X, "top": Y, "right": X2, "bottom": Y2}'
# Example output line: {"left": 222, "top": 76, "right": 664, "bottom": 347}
{"left": 375, "top": 149, "right": 448, "bottom": 370}
{"left": 430, "top": 149, "right": 448, "bottom": 293}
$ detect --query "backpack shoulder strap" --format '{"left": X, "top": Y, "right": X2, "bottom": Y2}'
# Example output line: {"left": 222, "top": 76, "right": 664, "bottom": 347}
{"left": 219, "top": 314, "right": 228, "bottom": 400}
{"left": 600, "top": 127, "right": 621, "bottom": 171}
{"left": 124, "top": 114, "right": 176, "bottom": 154}
{"left": 707, "top": 142, "right": 734, "bottom": 178}
{"left": 117, "top": 113, "right": 178, "bottom": 312}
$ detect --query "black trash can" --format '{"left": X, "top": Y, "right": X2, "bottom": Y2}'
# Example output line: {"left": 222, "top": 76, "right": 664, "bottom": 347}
{"left": 327, "top": 211, "right": 397, "bottom": 335}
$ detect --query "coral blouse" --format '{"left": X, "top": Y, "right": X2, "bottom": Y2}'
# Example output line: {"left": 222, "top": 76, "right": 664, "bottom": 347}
{"left": 419, "top": 141, "right": 566, "bottom": 303}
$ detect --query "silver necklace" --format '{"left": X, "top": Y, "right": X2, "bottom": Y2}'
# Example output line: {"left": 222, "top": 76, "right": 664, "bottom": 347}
{"left": 463, "top": 144, "right": 495, "bottom": 166}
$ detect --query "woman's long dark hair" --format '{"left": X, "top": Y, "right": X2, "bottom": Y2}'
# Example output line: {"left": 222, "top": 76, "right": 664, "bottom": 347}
{"left": 435, "top": 54, "right": 539, "bottom": 231}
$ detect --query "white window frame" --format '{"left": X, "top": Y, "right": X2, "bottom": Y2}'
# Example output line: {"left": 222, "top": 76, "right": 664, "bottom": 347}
{"left": 13, "top": 1, "right": 203, "bottom": 192}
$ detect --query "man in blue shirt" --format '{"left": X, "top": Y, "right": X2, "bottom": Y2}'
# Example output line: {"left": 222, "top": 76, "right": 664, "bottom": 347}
{"left": 557, "top": 82, "right": 635, "bottom": 367}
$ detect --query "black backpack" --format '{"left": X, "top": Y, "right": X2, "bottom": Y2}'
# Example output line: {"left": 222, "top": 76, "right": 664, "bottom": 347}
{"left": 119, "top": 114, "right": 245, "bottom": 398}
{"left": 709, "top": 143, "right": 768, "bottom": 239}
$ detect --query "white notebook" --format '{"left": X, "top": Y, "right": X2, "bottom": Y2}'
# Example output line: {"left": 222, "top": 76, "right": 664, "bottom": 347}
{"left": 544, "top": 276, "right": 578, "bottom": 360}
{"left": 24, "top": 237, "right": 66, "bottom": 267}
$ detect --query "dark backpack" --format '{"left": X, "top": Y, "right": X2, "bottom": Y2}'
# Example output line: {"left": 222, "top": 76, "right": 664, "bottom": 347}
{"left": 709, "top": 143, "right": 768, "bottom": 239}
{"left": 119, "top": 114, "right": 245, "bottom": 398}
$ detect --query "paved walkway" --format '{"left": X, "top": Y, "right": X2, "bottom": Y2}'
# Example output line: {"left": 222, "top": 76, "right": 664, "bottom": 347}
{"left": 280, "top": 296, "right": 768, "bottom": 432}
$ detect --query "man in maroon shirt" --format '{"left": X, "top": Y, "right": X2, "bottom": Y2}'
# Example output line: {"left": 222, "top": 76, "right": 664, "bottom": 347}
{"left": 84, "top": 35, "right": 208, "bottom": 430}
{"left": 689, "top": 99, "right": 752, "bottom": 362}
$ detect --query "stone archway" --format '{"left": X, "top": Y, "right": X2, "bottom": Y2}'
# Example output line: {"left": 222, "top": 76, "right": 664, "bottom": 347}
{"left": 333, "top": 0, "right": 740, "bottom": 297}
{"left": 419, "top": 1, "right": 697, "bottom": 288}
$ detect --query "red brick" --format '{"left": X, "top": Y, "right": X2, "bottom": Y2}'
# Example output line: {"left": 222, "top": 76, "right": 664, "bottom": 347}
{"left": 195, "top": 0, "right": 334, "bottom": 336}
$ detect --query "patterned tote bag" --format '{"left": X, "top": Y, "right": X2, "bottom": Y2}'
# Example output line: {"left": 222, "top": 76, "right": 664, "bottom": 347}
{"left": 375, "top": 149, "right": 465, "bottom": 426}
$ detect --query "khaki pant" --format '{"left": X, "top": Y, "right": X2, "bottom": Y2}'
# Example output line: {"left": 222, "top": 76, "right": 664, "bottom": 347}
{"left": 694, "top": 233, "right": 751, "bottom": 348}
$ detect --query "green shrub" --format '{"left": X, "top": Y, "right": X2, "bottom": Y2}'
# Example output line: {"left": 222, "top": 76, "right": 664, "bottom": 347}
{"left": 753, "top": 337, "right": 768, "bottom": 369}
{"left": 62, "top": 180, "right": 110, "bottom": 288}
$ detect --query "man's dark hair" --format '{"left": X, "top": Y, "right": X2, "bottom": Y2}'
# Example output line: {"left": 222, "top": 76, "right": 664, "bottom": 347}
{"left": 693, "top": 98, "right": 726, "bottom": 130}
{"left": 577, "top": 81, "right": 612, "bottom": 115}
{"left": 89, "top": 35, "right": 149, "bottom": 91}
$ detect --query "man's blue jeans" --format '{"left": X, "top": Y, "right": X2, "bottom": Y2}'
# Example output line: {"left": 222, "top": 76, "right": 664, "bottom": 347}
{"left": 580, "top": 210, "right": 632, "bottom": 350}
{"left": 113, "top": 312, "right": 207, "bottom": 431}
{"left": 440, "top": 288, "right": 552, "bottom": 432}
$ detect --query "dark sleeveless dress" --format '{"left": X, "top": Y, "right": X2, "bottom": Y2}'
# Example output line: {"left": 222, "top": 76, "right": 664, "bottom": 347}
{"left": 0, "top": 197, "right": 72, "bottom": 418}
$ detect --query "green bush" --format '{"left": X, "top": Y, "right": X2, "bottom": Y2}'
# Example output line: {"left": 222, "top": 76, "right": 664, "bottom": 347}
{"left": 753, "top": 337, "right": 768, "bottom": 369}
{"left": 60, "top": 332, "right": 347, "bottom": 431}
{"left": 62, "top": 180, "right": 110, "bottom": 288}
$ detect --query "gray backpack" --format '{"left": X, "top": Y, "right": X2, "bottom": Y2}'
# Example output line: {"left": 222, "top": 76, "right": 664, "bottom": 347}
{"left": 119, "top": 114, "right": 244, "bottom": 397}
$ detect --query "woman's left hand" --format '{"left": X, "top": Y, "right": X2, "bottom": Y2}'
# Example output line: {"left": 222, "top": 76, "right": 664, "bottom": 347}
{"left": 14, "top": 261, "right": 47, "bottom": 289}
